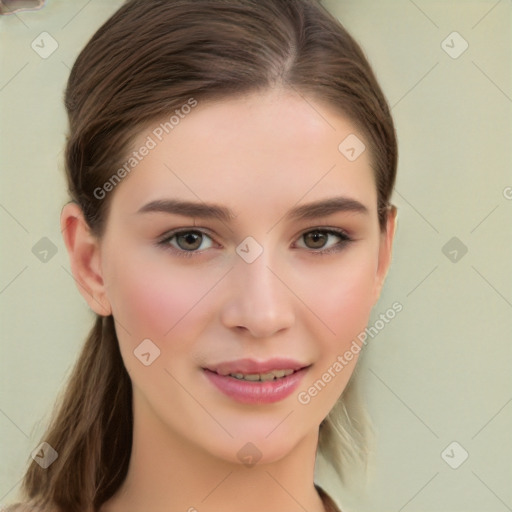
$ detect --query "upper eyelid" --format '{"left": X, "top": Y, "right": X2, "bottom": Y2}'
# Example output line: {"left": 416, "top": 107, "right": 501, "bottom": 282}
{"left": 158, "top": 227, "right": 216, "bottom": 243}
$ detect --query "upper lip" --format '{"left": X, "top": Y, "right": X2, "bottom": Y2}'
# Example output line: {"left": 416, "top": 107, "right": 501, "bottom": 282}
{"left": 205, "top": 358, "right": 308, "bottom": 376}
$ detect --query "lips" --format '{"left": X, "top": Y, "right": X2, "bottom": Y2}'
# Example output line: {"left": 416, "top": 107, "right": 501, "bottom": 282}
{"left": 203, "top": 358, "right": 310, "bottom": 404}
{"left": 205, "top": 358, "right": 307, "bottom": 376}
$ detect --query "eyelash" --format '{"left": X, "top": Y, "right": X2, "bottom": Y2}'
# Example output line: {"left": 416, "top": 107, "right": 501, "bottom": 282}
{"left": 156, "top": 227, "right": 353, "bottom": 259}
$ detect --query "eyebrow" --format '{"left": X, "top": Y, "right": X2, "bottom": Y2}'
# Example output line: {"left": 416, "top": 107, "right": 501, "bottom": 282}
{"left": 136, "top": 196, "right": 368, "bottom": 222}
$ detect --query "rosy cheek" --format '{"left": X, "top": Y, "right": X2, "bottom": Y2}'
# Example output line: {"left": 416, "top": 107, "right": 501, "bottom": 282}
{"left": 312, "top": 260, "right": 376, "bottom": 350}
{"left": 110, "top": 257, "right": 206, "bottom": 343}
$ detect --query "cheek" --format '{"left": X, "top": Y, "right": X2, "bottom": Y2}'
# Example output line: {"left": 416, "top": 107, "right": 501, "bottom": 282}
{"left": 304, "top": 248, "right": 378, "bottom": 353}
{"left": 295, "top": 251, "right": 377, "bottom": 409}
{"left": 105, "top": 250, "right": 211, "bottom": 342}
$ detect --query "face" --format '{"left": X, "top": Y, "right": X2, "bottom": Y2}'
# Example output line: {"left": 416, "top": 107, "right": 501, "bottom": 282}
{"left": 74, "top": 88, "right": 394, "bottom": 465}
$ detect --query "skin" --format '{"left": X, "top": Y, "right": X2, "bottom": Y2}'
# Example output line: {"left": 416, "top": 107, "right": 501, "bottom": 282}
{"left": 61, "top": 88, "right": 396, "bottom": 512}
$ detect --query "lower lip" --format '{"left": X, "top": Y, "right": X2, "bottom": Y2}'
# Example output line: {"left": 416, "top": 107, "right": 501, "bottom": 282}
{"left": 203, "top": 367, "right": 308, "bottom": 404}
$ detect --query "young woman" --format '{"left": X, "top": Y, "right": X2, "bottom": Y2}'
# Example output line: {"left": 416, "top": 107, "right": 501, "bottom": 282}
{"left": 7, "top": 1, "right": 397, "bottom": 510}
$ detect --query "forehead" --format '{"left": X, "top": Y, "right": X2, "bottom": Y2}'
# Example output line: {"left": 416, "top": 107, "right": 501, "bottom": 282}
{"left": 108, "top": 89, "right": 377, "bottom": 219}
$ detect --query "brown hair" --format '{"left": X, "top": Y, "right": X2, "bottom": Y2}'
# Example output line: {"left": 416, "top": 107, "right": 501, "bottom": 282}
{"left": 8, "top": 1, "right": 397, "bottom": 510}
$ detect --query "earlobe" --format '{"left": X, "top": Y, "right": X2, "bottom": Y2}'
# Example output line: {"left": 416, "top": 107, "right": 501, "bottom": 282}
{"left": 373, "top": 205, "right": 397, "bottom": 305}
{"left": 60, "top": 202, "right": 112, "bottom": 316}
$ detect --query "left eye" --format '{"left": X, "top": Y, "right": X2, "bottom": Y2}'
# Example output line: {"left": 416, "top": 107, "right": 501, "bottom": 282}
{"left": 296, "top": 229, "right": 351, "bottom": 252}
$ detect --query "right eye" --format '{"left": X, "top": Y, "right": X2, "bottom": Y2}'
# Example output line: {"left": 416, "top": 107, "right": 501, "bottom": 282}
{"left": 157, "top": 229, "right": 216, "bottom": 258}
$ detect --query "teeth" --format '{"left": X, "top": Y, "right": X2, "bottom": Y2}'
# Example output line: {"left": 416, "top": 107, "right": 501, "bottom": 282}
{"left": 243, "top": 374, "right": 261, "bottom": 381}
{"left": 227, "top": 369, "right": 295, "bottom": 381}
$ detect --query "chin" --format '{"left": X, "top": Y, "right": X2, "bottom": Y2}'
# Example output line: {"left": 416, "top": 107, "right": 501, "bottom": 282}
{"left": 200, "top": 418, "right": 314, "bottom": 468}
{"left": 214, "top": 438, "right": 300, "bottom": 468}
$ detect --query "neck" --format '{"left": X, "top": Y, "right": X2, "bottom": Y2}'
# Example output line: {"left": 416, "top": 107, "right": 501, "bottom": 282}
{"left": 100, "top": 390, "right": 327, "bottom": 512}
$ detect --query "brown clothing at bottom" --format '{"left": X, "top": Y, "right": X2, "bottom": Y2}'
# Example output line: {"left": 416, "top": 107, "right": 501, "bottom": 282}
{"left": 6, "top": 487, "right": 342, "bottom": 512}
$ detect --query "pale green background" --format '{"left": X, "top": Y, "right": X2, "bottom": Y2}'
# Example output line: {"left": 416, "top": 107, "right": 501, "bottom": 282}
{"left": 1, "top": 1, "right": 511, "bottom": 511}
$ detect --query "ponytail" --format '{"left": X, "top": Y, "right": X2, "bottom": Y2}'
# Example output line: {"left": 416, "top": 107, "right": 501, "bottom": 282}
{"left": 9, "top": 315, "right": 132, "bottom": 512}
{"left": 319, "top": 365, "right": 372, "bottom": 484}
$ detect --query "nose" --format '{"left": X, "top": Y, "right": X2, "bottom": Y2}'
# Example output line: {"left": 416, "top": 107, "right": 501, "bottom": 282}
{"left": 220, "top": 247, "right": 295, "bottom": 339}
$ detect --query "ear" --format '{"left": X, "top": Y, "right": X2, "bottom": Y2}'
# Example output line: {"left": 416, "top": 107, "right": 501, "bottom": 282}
{"left": 60, "top": 202, "right": 112, "bottom": 316}
{"left": 373, "top": 205, "right": 397, "bottom": 305}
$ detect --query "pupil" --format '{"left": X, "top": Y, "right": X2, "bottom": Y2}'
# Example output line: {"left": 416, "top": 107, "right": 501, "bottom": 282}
{"left": 180, "top": 232, "right": 200, "bottom": 250}
{"left": 308, "top": 231, "right": 326, "bottom": 248}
